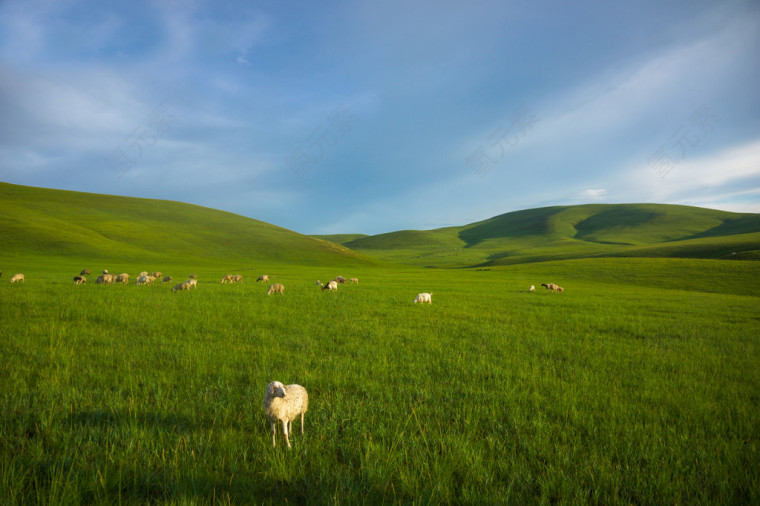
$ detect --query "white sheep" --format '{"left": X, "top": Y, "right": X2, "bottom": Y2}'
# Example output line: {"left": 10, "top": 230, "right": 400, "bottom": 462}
{"left": 171, "top": 281, "right": 191, "bottom": 292}
{"left": 151, "top": 271, "right": 163, "bottom": 279}
{"left": 321, "top": 280, "right": 338, "bottom": 292}
{"left": 136, "top": 275, "right": 156, "bottom": 286}
{"left": 267, "top": 283, "right": 284, "bottom": 295}
{"left": 96, "top": 273, "right": 115, "bottom": 284}
{"left": 10, "top": 273, "right": 24, "bottom": 283}
{"left": 232, "top": 274, "right": 243, "bottom": 283}
{"left": 138, "top": 271, "right": 149, "bottom": 278}
{"left": 349, "top": 278, "right": 359, "bottom": 283}
{"left": 263, "top": 381, "right": 309, "bottom": 448}
{"left": 185, "top": 278, "right": 198, "bottom": 289}
{"left": 414, "top": 292, "right": 432, "bottom": 304}
{"left": 73, "top": 275, "right": 86, "bottom": 285}
{"left": 529, "top": 285, "right": 535, "bottom": 292}
{"left": 116, "top": 273, "right": 130, "bottom": 284}
{"left": 257, "top": 274, "right": 269, "bottom": 283}
{"left": 221, "top": 274, "right": 233, "bottom": 283}
{"left": 335, "top": 276, "right": 346, "bottom": 284}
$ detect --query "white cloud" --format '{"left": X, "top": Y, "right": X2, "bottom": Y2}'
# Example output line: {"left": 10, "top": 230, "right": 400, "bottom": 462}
{"left": 577, "top": 189, "right": 608, "bottom": 200}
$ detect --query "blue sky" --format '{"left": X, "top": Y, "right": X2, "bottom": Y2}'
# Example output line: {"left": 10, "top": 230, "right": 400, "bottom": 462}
{"left": 1, "top": 0, "right": 758, "bottom": 235}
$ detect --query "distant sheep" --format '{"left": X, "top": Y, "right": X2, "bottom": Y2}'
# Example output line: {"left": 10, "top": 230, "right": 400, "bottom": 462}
{"left": 349, "top": 278, "right": 359, "bottom": 283}
{"left": 267, "top": 283, "right": 284, "bottom": 295}
{"left": 138, "top": 271, "right": 149, "bottom": 278}
{"left": 171, "top": 281, "right": 191, "bottom": 292}
{"left": 188, "top": 274, "right": 197, "bottom": 280}
{"left": 96, "top": 274, "right": 115, "bottom": 285}
{"left": 73, "top": 276, "right": 86, "bottom": 285}
{"left": 10, "top": 273, "right": 24, "bottom": 283}
{"left": 232, "top": 274, "right": 243, "bottom": 283}
{"left": 116, "top": 273, "right": 130, "bottom": 284}
{"left": 555, "top": 286, "right": 564, "bottom": 293}
{"left": 102, "top": 269, "right": 109, "bottom": 274}
{"left": 185, "top": 278, "right": 198, "bottom": 289}
{"left": 151, "top": 271, "right": 162, "bottom": 279}
{"left": 335, "top": 276, "right": 346, "bottom": 284}
{"left": 541, "top": 283, "right": 558, "bottom": 291}
{"left": 414, "top": 292, "right": 432, "bottom": 304}
{"left": 321, "top": 280, "right": 338, "bottom": 292}
{"left": 529, "top": 285, "right": 535, "bottom": 292}
{"left": 257, "top": 274, "right": 269, "bottom": 283}
{"left": 80, "top": 269, "right": 90, "bottom": 276}
{"left": 221, "top": 274, "right": 233, "bottom": 284}
{"left": 263, "top": 381, "right": 309, "bottom": 448}
{"left": 162, "top": 276, "right": 173, "bottom": 283}
{"left": 136, "top": 275, "right": 156, "bottom": 286}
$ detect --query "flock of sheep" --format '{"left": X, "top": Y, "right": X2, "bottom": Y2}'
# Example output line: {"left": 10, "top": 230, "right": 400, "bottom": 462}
{"left": 4, "top": 265, "right": 565, "bottom": 448}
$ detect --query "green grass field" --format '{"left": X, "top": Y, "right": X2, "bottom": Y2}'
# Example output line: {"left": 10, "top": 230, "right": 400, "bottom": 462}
{"left": 1, "top": 183, "right": 759, "bottom": 503}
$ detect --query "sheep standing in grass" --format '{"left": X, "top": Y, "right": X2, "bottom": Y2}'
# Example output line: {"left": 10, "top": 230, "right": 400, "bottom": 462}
{"left": 232, "top": 274, "right": 243, "bottom": 283}
{"left": 414, "top": 292, "right": 432, "bottom": 304}
{"left": 257, "top": 274, "right": 269, "bottom": 283}
{"left": 263, "top": 381, "right": 309, "bottom": 448}
{"left": 151, "top": 271, "right": 162, "bottom": 279}
{"left": 335, "top": 276, "right": 346, "bottom": 284}
{"left": 221, "top": 274, "right": 233, "bottom": 283}
{"left": 529, "top": 285, "right": 535, "bottom": 293}
{"left": 96, "top": 274, "right": 115, "bottom": 284}
{"left": 185, "top": 278, "right": 197, "bottom": 289}
{"left": 321, "top": 280, "right": 338, "bottom": 292}
{"left": 163, "top": 276, "right": 173, "bottom": 283}
{"left": 116, "top": 273, "right": 130, "bottom": 284}
{"left": 267, "top": 283, "right": 284, "bottom": 295}
{"left": 350, "top": 278, "right": 359, "bottom": 283}
{"left": 172, "top": 281, "right": 191, "bottom": 292}
{"left": 10, "top": 273, "right": 24, "bottom": 283}
{"left": 73, "top": 276, "right": 86, "bottom": 285}
{"left": 80, "top": 269, "right": 90, "bottom": 276}
{"left": 136, "top": 275, "right": 156, "bottom": 286}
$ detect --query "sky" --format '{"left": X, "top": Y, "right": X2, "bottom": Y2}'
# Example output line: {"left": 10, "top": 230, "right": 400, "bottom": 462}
{"left": 1, "top": 0, "right": 758, "bottom": 235}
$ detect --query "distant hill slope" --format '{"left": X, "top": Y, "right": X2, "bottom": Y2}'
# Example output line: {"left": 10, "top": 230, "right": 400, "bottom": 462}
{"left": 0, "top": 182, "right": 373, "bottom": 267}
{"left": 321, "top": 204, "right": 760, "bottom": 267}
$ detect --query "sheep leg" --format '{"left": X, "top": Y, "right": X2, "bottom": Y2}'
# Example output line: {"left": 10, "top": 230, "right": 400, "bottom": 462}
{"left": 271, "top": 422, "right": 277, "bottom": 447}
{"left": 300, "top": 412, "right": 305, "bottom": 434}
{"left": 283, "top": 420, "right": 291, "bottom": 448}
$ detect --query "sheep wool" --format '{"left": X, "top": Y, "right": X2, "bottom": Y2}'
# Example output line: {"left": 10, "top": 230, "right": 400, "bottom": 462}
{"left": 263, "top": 381, "right": 309, "bottom": 448}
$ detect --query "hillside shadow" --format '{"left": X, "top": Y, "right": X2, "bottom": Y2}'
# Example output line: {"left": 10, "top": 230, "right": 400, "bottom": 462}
{"left": 677, "top": 215, "right": 760, "bottom": 241}
{"left": 458, "top": 206, "right": 565, "bottom": 247}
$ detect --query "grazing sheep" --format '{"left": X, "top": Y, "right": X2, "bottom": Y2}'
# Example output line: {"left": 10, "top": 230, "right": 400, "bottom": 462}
{"left": 171, "top": 281, "right": 191, "bottom": 292}
{"left": 257, "top": 274, "right": 269, "bottom": 283}
{"left": 541, "top": 283, "right": 558, "bottom": 291}
{"left": 151, "top": 271, "right": 162, "bottom": 279}
{"left": 185, "top": 278, "right": 198, "bottom": 289}
{"left": 267, "top": 283, "right": 284, "bottom": 295}
{"left": 80, "top": 269, "right": 90, "bottom": 276}
{"left": 529, "top": 285, "right": 535, "bottom": 293}
{"left": 96, "top": 274, "right": 115, "bottom": 284}
{"left": 73, "top": 276, "right": 86, "bottom": 285}
{"left": 138, "top": 271, "right": 149, "bottom": 278}
{"left": 335, "top": 276, "right": 346, "bottom": 284}
{"left": 136, "top": 275, "right": 156, "bottom": 286}
{"left": 555, "top": 286, "right": 564, "bottom": 293}
{"left": 414, "top": 292, "right": 432, "bottom": 304}
{"left": 263, "top": 381, "right": 309, "bottom": 448}
{"left": 321, "top": 280, "right": 338, "bottom": 292}
{"left": 102, "top": 269, "right": 109, "bottom": 274}
{"left": 220, "top": 274, "right": 233, "bottom": 283}
{"left": 188, "top": 274, "right": 197, "bottom": 279}
{"left": 232, "top": 274, "right": 243, "bottom": 283}
{"left": 115, "top": 273, "right": 130, "bottom": 284}
{"left": 10, "top": 273, "right": 24, "bottom": 283}
{"left": 162, "top": 276, "right": 173, "bottom": 283}
{"left": 350, "top": 278, "right": 359, "bottom": 283}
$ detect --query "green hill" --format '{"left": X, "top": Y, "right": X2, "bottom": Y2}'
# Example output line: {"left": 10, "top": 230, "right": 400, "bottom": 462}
{"left": 0, "top": 182, "right": 373, "bottom": 268}
{"left": 324, "top": 204, "right": 760, "bottom": 267}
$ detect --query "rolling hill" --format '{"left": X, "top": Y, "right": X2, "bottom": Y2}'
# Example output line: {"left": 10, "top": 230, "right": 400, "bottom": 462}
{"left": 0, "top": 182, "right": 373, "bottom": 268}
{"left": 318, "top": 204, "right": 760, "bottom": 267}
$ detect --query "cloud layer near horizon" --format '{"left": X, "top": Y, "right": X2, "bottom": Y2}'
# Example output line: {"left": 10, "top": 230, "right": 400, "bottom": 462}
{"left": 1, "top": 0, "right": 758, "bottom": 234}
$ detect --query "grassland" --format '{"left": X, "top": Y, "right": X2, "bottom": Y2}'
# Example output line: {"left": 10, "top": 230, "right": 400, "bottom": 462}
{"left": 1, "top": 183, "right": 759, "bottom": 503}
{"left": 319, "top": 203, "right": 760, "bottom": 267}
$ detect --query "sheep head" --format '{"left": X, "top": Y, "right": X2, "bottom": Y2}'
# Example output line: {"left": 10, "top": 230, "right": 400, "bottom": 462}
{"left": 266, "top": 381, "right": 287, "bottom": 398}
